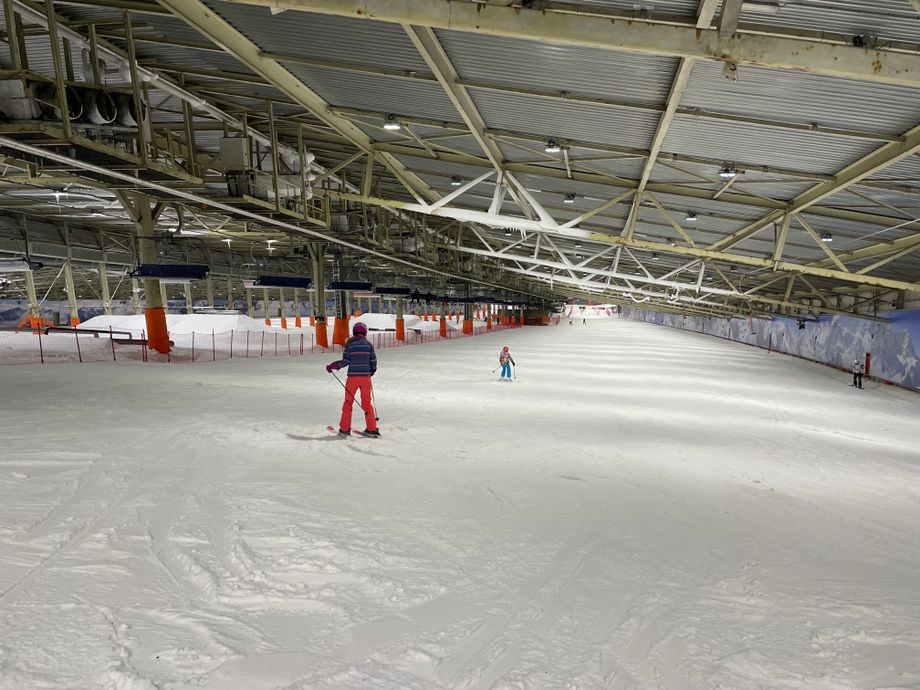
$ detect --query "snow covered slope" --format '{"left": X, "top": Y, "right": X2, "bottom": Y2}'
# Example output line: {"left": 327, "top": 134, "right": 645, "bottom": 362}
{"left": 0, "top": 319, "right": 918, "bottom": 689}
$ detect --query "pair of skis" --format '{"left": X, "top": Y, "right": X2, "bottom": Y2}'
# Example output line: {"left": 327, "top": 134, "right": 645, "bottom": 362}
{"left": 326, "top": 426, "right": 380, "bottom": 438}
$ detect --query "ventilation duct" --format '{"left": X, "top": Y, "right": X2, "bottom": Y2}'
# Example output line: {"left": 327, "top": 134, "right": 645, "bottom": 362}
{"left": 35, "top": 84, "right": 83, "bottom": 121}
{"left": 82, "top": 90, "right": 117, "bottom": 125}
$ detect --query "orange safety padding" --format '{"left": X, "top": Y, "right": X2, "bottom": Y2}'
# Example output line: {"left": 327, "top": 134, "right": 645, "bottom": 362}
{"left": 144, "top": 306, "right": 170, "bottom": 354}
{"left": 309, "top": 315, "right": 315, "bottom": 327}
{"left": 265, "top": 318, "right": 271, "bottom": 326}
{"left": 280, "top": 317, "right": 288, "bottom": 329}
{"left": 395, "top": 318, "right": 405, "bottom": 341}
{"left": 865, "top": 352, "right": 872, "bottom": 378}
{"left": 486, "top": 318, "right": 493, "bottom": 331}
{"left": 315, "top": 320, "right": 328, "bottom": 349}
{"left": 69, "top": 316, "right": 80, "bottom": 326}
{"left": 462, "top": 319, "right": 473, "bottom": 335}
{"left": 423, "top": 312, "right": 429, "bottom": 321}
{"left": 439, "top": 317, "right": 447, "bottom": 338}
{"left": 332, "top": 315, "right": 350, "bottom": 347}
{"left": 295, "top": 316, "right": 302, "bottom": 328}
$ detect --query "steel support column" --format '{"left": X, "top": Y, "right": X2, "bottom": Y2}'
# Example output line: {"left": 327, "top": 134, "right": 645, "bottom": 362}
{"left": 98, "top": 262, "right": 112, "bottom": 315}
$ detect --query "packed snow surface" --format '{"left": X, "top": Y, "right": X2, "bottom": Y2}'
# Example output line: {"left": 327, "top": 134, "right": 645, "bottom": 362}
{"left": 1, "top": 319, "right": 919, "bottom": 689}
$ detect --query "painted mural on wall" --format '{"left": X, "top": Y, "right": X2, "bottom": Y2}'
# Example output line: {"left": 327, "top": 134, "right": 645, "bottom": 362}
{"left": 623, "top": 307, "right": 920, "bottom": 391}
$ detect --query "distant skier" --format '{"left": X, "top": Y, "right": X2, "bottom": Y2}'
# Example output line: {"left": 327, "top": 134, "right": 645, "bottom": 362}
{"left": 498, "top": 346, "right": 515, "bottom": 382}
{"left": 326, "top": 321, "right": 379, "bottom": 437}
{"left": 852, "top": 358, "right": 864, "bottom": 389}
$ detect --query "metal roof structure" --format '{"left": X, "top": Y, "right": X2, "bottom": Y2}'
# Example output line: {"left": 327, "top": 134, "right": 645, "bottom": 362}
{"left": 2, "top": 0, "right": 920, "bottom": 320}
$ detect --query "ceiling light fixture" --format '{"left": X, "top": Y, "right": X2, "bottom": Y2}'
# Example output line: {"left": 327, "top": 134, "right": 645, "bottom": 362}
{"left": 686, "top": 211, "right": 698, "bottom": 222}
{"left": 652, "top": 252, "right": 659, "bottom": 261}
{"left": 744, "top": 1, "right": 784, "bottom": 13}
{"left": 718, "top": 163, "right": 738, "bottom": 179}
{"left": 545, "top": 139, "right": 561, "bottom": 154}
{"left": 821, "top": 233, "right": 834, "bottom": 243}
{"left": 383, "top": 113, "right": 401, "bottom": 131}
{"left": 563, "top": 193, "right": 576, "bottom": 204}
{"left": 450, "top": 176, "right": 462, "bottom": 187}
{"left": 504, "top": 228, "right": 512, "bottom": 236}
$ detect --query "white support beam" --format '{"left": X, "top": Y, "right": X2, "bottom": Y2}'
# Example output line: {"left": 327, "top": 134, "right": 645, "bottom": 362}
{"left": 795, "top": 216, "right": 849, "bottom": 272}
{"left": 221, "top": 0, "right": 920, "bottom": 87}
{"left": 771, "top": 212, "right": 793, "bottom": 263}
{"left": 713, "top": 123, "right": 920, "bottom": 252}
{"left": 402, "top": 24, "right": 534, "bottom": 219}
{"left": 427, "top": 170, "right": 495, "bottom": 211}
{"left": 561, "top": 190, "right": 634, "bottom": 229}
{"left": 696, "top": 0, "right": 720, "bottom": 28}
{"left": 313, "top": 187, "right": 920, "bottom": 293}
{"left": 857, "top": 240, "right": 920, "bottom": 275}
{"left": 717, "top": 0, "right": 744, "bottom": 35}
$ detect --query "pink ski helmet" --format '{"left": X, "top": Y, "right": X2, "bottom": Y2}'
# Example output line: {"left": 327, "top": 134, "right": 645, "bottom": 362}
{"left": 502, "top": 346, "right": 509, "bottom": 352}
{"left": 353, "top": 321, "right": 368, "bottom": 336}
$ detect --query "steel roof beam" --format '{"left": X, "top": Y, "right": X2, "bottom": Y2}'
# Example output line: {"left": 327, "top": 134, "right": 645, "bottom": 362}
{"left": 155, "top": 0, "right": 438, "bottom": 205}
{"left": 218, "top": 0, "right": 920, "bottom": 87}
{"left": 0, "top": 137, "right": 553, "bottom": 301}
{"left": 234, "top": 50, "right": 899, "bottom": 143}
{"left": 710, "top": 123, "right": 920, "bottom": 251}
{"left": 401, "top": 24, "right": 534, "bottom": 218}
{"left": 623, "top": 58, "right": 695, "bottom": 239}
{"left": 314, "top": 187, "right": 920, "bottom": 293}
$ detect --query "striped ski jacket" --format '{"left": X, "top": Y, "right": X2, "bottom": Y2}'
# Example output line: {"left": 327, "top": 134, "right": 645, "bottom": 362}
{"left": 333, "top": 335, "right": 377, "bottom": 377}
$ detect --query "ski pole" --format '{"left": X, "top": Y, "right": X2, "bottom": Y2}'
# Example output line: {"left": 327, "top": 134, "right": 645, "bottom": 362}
{"left": 371, "top": 384, "right": 380, "bottom": 420}
{"left": 330, "top": 371, "right": 379, "bottom": 422}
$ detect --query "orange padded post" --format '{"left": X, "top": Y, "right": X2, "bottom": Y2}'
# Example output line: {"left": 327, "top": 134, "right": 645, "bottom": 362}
{"left": 462, "top": 318, "right": 473, "bottom": 335}
{"left": 309, "top": 314, "right": 315, "bottom": 327}
{"left": 295, "top": 315, "right": 302, "bottom": 328}
{"left": 315, "top": 319, "right": 328, "bottom": 349}
{"left": 332, "top": 315, "right": 350, "bottom": 347}
{"left": 395, "top": 318, "right": 405, "bottom": 341}
{"left": 144, "top": 306, "right": 170, "bottom": 353}
{"left": 440, "top": 316, "right": 447, "bottom": 338}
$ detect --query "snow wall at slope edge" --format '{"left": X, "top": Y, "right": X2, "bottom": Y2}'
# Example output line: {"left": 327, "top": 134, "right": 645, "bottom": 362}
{"left": 621, "top": 307, "right": 920, "bottom": 391}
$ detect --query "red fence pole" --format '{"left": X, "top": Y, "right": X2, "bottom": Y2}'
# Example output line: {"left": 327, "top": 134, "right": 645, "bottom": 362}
{"left": 212, "top": 330, "right": 216, "bottom": 362}
{"left": 38, "top": 328, "right": 44, "bottom": 364}
{"left": 192, "top": 331, "right": 196, "bottom": 363}
{"left": 230, "top": 330, "right": 234, "bottom": 359}
{"left": 110, "top": 326, "right": 116, "bottom": 362}
{"left": 260, "top": 331, "right": 265, "bottom": 357}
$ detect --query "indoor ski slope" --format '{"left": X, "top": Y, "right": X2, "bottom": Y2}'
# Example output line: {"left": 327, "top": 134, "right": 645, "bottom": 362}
{"left": 1, "top": 318, "right": 918, "bottom": 690}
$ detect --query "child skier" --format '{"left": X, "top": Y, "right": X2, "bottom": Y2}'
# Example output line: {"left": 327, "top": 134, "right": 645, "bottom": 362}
{"left": 498, "top": 346, "right": 515, "bottom": 382}
{"left": 326, "top": 321, "right": 379, "bottom": 437}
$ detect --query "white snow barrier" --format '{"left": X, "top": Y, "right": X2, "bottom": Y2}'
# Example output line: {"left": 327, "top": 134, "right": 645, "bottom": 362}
{"left": 0, "top": 313, "right": 527, "bottom": 365}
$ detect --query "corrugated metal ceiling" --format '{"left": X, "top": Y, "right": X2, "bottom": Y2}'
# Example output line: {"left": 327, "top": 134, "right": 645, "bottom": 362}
{"left": 286, "top": 65, "right": 462, "bottom": 123}
{"left": 682, "top": 60, "right": 920, "bottom": 137}
{"left": 202, "top": 1, "right": 430, "bottom": 73}
{"left": 663, "top": 117, "right": 880, "bottom": 175}
{"left": 436, "top": 30, "right": 679, "bottom": 106}
{"left": 470, "top": 88, "right": 660, "bottom": 151}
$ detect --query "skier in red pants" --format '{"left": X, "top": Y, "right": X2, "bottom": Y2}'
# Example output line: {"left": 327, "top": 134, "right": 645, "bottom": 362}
{"left": 326, "top": 321, "right": 379, "bottom": 437}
